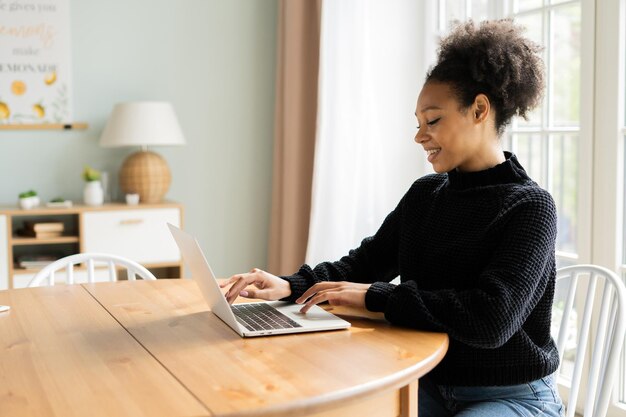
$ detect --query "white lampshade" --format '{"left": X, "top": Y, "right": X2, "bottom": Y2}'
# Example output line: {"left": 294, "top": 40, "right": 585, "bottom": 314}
{"left": 99, "top": 101, "right": 185, "bottom": 147}
{"left": 99, "top": 101, "right": 185, "bottom": 204}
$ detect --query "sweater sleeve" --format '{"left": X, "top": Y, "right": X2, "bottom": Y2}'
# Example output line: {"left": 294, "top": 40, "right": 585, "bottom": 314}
{"left": 370, "top": 190, "right": 558, "bottom": 349}
{"left": 279, "top": 195, "right": 404, "bottom": 302}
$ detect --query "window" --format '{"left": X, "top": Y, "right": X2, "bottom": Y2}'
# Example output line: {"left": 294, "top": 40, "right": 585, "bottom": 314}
{"left": 506, "top": 3, "right": 586, "bottom": 398}
{"left": 435, "top": 1, "right": 586, "bottom": 267}
{"left": 508, "top": 1, "right": 583, "bottom": 263}
{"left": 620, "top": 0, "right": 626, "bottom": 408}
{"left": 432, "top": 0, "right": 626, "bottom": 415}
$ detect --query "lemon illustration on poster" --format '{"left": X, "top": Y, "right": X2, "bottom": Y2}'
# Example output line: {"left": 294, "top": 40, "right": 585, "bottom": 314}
{"left": 0, "top": 0, "right": 72, "bottom": 125}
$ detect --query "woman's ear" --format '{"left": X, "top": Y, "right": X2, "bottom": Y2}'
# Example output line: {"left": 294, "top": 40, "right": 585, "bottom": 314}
{"left": 472, "top": 94, "right": 491, "bottom": 123}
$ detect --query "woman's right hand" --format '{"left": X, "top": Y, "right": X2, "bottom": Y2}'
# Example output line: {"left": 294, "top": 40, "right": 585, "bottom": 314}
{"left": 220, "top": 268, "right": 292, "bottom": 304}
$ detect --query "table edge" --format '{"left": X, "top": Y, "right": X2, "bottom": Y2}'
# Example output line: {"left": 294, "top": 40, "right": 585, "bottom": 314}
{"left": 223, "top": 333, "right": 449, "bottom": 417}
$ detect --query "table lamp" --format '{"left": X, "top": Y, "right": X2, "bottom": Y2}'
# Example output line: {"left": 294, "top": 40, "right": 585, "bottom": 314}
{"left": 99, "top": 101, "right": 185, "bottom": 203}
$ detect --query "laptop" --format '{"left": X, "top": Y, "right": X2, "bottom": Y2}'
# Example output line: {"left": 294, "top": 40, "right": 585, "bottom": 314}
{"left": 168, "top": 224, "right": 351, "bottom": 337}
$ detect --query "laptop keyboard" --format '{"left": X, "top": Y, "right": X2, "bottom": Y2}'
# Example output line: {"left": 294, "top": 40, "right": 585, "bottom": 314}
{"left": 232, "top": 303, "right": 302, "bottom": 332}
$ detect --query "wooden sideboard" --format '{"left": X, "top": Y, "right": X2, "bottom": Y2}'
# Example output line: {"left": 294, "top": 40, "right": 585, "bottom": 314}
{"left": 0, "top": 201, "right": 183, "bottom": 289}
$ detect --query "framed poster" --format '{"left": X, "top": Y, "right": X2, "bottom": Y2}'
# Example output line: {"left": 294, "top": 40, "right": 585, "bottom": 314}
{"left": 0, "top": 0, "right": 72, "bottom": 125}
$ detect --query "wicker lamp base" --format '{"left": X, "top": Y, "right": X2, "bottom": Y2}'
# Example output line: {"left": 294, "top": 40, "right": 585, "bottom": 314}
{"left": 119, "top": 150, "right": 171, "bottom": 203}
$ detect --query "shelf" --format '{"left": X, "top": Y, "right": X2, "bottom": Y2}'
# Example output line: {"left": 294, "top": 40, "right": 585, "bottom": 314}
{"left": 1, "top": 202, "right": 184, "bottom": 289}
{"left": 14, "top": 264, "right": 94, "bottom": 275}
{"left": 12, "top": 236, "right": 80, "bottom": 246}
{"left": 0, "top": 123, "right": 88, "bottom": 131}
{"left": 13, "top": 267, "right": 49, "bottom": 274}
{"left": 12, "top": 262, "right": 181, "bottom": 276}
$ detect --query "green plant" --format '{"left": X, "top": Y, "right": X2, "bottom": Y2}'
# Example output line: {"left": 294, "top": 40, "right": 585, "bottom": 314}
{"left": 82, "top": 165, "right": 101, "bottom": 182}
{"left": 50, "top": 197, "right": 65, "bottom": 203}
{"left": 18, "top": 189, "right": 37, "bottom": 199}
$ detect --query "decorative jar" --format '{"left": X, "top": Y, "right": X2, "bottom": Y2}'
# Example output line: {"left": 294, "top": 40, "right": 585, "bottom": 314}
{"left": 84, "top": 180, "right": 104, "bottom": 206}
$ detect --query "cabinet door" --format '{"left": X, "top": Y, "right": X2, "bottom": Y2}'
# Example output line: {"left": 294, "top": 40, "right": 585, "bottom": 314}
{"left": 0, "top": 215, "right": 8, "bottom": 290}
{"left": 82, "top": 208, "right": 181, "bottom": 264}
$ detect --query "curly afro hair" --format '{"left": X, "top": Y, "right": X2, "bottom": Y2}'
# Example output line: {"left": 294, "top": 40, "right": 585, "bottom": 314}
{"left": 426, "top": 19, "right": 545, "bottom": 135}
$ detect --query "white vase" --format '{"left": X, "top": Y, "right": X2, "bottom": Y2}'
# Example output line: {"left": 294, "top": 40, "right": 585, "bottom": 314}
{"left": 84, "top": 181, "right": 104, "bottom": 206}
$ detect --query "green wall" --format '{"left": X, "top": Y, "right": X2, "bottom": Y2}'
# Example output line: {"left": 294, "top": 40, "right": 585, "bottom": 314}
{"left": 0, "top": 0, "right": 278, "bottom": 276}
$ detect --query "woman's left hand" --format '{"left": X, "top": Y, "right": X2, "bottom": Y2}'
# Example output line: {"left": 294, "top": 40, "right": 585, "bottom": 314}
{"left": 296, "top": 282, "right": 371, "bottom": 313}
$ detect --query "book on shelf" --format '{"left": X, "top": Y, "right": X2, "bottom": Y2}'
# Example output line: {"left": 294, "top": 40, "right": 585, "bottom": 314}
{"left": 15, "top": 255, "right": 59, "bottom": 269}
{"left": 23, "top": 221, "right": 64, "bottom": 233}
{"left": 18, "top": 229, "right": 64, "bottom": 238}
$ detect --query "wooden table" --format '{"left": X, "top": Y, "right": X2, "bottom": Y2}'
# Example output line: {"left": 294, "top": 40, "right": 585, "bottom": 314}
{"left": 0, "top": 280, "right": 448, "bottom": 417}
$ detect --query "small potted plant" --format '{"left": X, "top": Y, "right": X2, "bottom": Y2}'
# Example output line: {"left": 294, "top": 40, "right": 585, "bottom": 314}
{"left": 82, "top": 165, "right": 104, "bottom": 206}
{"left": 18, "top": 189, "right": 40, "bottom": 210}
{"left": 46, "top": 197, "right": 73, "bottom": 208}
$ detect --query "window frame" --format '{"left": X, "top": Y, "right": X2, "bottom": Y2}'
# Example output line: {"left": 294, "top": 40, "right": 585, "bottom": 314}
{"left": 428, "top": 0, "right": 626, "bottom": 414}
{"left": 596, "top": 0, "right": 626, "bottom": 412}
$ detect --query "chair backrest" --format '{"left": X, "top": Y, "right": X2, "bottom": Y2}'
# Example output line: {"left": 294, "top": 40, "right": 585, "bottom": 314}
{"left": 554, "top": 264, "right": 626, "bottom": 417}
{"left": 29, "top": 253, "right": 157, "bottom": 287}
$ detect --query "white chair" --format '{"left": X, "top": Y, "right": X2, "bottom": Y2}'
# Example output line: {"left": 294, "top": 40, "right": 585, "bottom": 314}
{"left": 554, "top": 264, "right": 626, "bottom": 417}
{"left": 29, "top": 253, "right": 157, "bottom": 287}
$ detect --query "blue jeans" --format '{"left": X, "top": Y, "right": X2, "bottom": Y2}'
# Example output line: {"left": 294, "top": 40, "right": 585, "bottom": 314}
{"left": 419, "top": 374, "right": 564, "bottom": 417}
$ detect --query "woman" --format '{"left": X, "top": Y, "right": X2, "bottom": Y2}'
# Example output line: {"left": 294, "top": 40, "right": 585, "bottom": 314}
{"left": 222, "top": 19, "right": 563, "bottom": 417}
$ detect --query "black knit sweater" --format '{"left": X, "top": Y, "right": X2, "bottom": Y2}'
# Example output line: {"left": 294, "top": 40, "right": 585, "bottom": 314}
{"left": 281, "top": 152, "right": 560, "bottom": 386}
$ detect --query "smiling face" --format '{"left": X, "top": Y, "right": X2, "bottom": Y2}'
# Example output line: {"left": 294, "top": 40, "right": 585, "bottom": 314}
{"left": 415, "top": 81, "right": 503, "bottom": 173}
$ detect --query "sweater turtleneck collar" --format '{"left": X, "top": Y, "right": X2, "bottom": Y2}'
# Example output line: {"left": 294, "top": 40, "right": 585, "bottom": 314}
{"left": 446, "top": 152, "right": 530, "bottom": 190}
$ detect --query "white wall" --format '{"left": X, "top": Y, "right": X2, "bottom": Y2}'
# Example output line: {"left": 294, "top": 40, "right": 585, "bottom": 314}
{"left": 0, "top": 0, "right": 278, "bottom": 276}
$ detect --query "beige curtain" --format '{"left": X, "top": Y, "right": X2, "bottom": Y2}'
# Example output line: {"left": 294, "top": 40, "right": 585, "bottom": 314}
{"left": 268, "top": 0, "right": 322, "bottom": 275}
